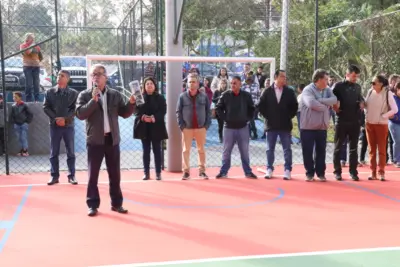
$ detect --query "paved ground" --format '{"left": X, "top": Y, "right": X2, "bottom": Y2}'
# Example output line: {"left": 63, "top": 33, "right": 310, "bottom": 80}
{"left": 0, "top": 118, "right": 338, "bottom": 175}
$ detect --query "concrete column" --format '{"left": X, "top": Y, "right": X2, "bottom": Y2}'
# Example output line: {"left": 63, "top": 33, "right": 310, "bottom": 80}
{"left": 165, "top": 0, "right": 183, "bottom": 172}
{"left": 280, "top": 0, "right": 289, "bottom": 70}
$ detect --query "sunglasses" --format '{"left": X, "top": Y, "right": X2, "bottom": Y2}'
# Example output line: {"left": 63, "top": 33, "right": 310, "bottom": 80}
{"left": 371, "top": 82, "right": 377, "bottom": 85}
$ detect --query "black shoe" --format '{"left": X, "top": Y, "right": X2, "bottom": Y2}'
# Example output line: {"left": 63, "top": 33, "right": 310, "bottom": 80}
{"left": 143, "top": 174, "right": 150, "bottom": 180}
{"left": 245, "top": 172, "right": 257, "bottom": 179}
{"left": 216, "top": 173, "right": 227, "bottom": 179}
{"left": 199, "top": 172, "right": 208, "bottom": 179}
{"left": 88, "top": 208, "right": 98, "bottom": 217}
{"left": 47, "top": 178, "right": 59, "bottom": 185}
{"left": 182, "top": 172, "right": 190, "bottom": 180}
{"left": 156, "top": 173, "right": 161, "bottom": 180}
{"left": 335, "top": 174, "right": 342, "bottom": 181}
{"left": 111, "top": 206, "right": 128, "bottom": 214}
{"left": 68, "top": 177, "right": 78, "bottom": 185}
{"left": 350, "top": 174, "right": 359, "bottom": 181}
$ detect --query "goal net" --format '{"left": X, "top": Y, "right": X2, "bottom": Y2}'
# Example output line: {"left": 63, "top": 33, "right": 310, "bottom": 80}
{"left": 84, "top": 54, "right": 278, "bottom": 172}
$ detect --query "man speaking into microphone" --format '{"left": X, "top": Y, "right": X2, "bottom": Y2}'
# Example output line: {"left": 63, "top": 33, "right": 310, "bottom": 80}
{"left": 76, "top": 64, "right": 136, "bottom": 217}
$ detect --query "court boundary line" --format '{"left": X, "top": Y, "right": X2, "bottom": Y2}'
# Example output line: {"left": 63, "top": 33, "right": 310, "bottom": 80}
{"left": 90, "top": 246, "right": 400, "bottom": 267}
{"left": 0, "top": 185, "right": 32, "bottom": 253}
{"left": 1, "top": 170, "right": 400, "bottom": 188}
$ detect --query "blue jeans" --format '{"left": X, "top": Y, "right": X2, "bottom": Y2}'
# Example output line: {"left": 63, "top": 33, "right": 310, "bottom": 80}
{"left": 220, "top": 126, "right": 252, "bottom": 175}
{"left": 266, "top": 130, "right": 292, "bottom": 171}
{"left": 301, "top": 130, "right": 327, "bottom": 177}
{"left": 388, "top": 121, "right": 400, "bottom": 163}
{"left": 50, "top": 126, "right": 75, "bottom": 178}
{"left": 14, "top": 123, "right": 28, "bottom": 150}
{"left": 23, "top": 66, "right": 40, "bottom": 102}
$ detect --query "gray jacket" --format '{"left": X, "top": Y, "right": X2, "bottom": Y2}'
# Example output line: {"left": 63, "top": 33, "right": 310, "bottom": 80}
{"left": 75, "top": 86, "right": 135, "bottom": 146}
{"left": 176, "top": 90, "right": 211, "bottom": 130}
{"left": 300, "top": 83, "right": 337, "bottom": 130}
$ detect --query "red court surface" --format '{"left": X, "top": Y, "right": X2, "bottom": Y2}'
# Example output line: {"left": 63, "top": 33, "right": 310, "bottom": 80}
{"left": 1, "top": 163, "right": 400, "bottom": 267}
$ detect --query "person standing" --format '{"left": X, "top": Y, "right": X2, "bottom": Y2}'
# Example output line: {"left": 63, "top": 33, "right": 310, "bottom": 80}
{"left": 20, "top": 33, "right": 42, "bottom": 102}
{"left": 364, "top": 75, "right": 398, "bottom": 181}
{"left": 300, "top": 69, "right": 337, "bottom": 181}
{"left": 176, "top": 73, "right": 211, "bottom": 180}
{"left": 215, "top": 76, "right": 257, "bottom": 179}
{"left": 332, "top": 65, "right": 364, "bottom": 181}
{"left": 76, "top": 64, "right": 136, "bottom": 217}
{"left": 43, "top": 70, "right": 78, "bottom": 186}
{"left": 133, "top": 77, "right": 168, "bottom": 180}
{"left": 258, "top": 70, "right": 298, "bottom": 180}
{"left": 388, "top": 82, "right": 400, "bottom": 168}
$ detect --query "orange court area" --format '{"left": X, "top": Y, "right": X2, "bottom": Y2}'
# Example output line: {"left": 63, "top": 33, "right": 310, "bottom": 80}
{"left": 1, "top": 164, "right": 400, "bottom": 267}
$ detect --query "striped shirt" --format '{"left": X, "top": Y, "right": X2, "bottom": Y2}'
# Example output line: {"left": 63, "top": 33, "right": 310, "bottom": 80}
{"left": 43, "top": 86, "right": 79, "bottom": 127}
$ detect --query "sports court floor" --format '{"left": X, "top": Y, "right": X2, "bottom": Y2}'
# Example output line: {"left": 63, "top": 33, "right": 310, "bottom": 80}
{"left": 1, "top": 163, "right": 400, "bottom": 267}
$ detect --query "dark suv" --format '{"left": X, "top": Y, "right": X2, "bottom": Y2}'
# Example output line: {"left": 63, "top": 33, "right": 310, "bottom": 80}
{"left": 59, "top": 56, "right": 87, "bottom": 91}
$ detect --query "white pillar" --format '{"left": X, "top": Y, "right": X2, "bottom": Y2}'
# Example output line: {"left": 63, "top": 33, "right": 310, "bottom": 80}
{"left": 165, "top": 0, "right": 183, "bottom": 172}
{"left": 280, "top": 0, "right": 289, "bottom": 70}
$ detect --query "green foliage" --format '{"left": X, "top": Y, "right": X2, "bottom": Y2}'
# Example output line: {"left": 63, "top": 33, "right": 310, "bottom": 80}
{"left": 253, "top": 0, "right": 400, "bottom": 87}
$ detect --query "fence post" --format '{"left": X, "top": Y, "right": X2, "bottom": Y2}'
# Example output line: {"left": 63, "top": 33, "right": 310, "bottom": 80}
{"left": 0, "top": 7, "right": 10, "bottom": 175}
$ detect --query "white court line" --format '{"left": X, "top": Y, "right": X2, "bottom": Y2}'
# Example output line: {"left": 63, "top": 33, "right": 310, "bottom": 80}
{"left": 1, "top": 170, "right": 400, "bottom": 188}
{"left": 90, "top": 246, "right": 400, "bottom": 267}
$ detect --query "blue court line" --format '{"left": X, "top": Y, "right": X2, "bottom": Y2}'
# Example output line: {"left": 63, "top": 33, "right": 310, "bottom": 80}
{"left": 344, "top": 182, "right": 400, "bottom": 203}
{"left": 125, "top": 187, "right": 285, "bottom": 209}
{"left": 0, "top": 185, "right": 32, "bottom": 253}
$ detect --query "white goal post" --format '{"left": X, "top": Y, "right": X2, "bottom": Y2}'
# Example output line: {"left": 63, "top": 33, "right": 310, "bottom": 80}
{"left": 85, "top": 55, "right": 276, "bottom": 89}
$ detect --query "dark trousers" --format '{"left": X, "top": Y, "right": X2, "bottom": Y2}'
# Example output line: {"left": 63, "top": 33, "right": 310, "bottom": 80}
{"left": 333, "top": 122, "right": 361, "bottom": 175}
{"left": 301, "top": 129, "right": 327, "bottom": 177}
{"left": 217, "top": 117, "right": 224, "bottom": 139}
{"left": 87, "top": 135, "right": 123, "bottom": 209}
{"left": 386, "top": 131, "right": 394, "bottom": 162}
{"left": 141, "top": 139, "right": 162, "bottom": 174}
{"left": 359, "top": 127, "right": 368, "bottom": 161}
{"left": 50, "top": 126, "right": 75, "bottom": 179}
{"left": 266, "top": 130, "right": 292, "bottom": 171}
{"left": 23, "top": 66, "right": 40, "bottom": 102}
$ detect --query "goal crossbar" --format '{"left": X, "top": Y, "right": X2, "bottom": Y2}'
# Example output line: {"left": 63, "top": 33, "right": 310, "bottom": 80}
{"left": 85, "top": 54, "right": 276, "bottom": 88}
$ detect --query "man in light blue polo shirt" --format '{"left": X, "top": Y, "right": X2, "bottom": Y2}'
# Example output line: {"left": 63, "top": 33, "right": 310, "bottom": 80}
{"left": 300, "top": 69, "right": 337, "bottom": 182}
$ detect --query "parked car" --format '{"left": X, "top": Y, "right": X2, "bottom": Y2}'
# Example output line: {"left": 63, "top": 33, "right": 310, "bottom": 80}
{"left": 58, "top": 56, "right": 87, "bottom": 91}
{"left": 0, "top": 57, "right": 52, "bottom": 92}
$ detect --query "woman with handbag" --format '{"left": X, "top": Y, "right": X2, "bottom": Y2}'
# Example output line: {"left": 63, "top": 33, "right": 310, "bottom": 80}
{"left": 133, "top": 77, "right": 168, "bottom": 180}
{"left": 20, "top": 33, "right": 42, "bottom": 102}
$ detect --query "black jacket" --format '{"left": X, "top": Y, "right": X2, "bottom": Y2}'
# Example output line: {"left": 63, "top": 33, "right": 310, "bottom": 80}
{"left": 257, "top": 84, "right": 298, "bottom": 132}
{"left": 133, "top": 93, "right": 168, "bottom": 141}
{"left": 43, "top": 86, "right": 79, "bottom": 127}
{"left": 9, "top": 102, "right": 33, "bottom": 125}
{"left": 215, "top": 90, "right": 255, "bottom": 129}
{"left": 332, "top": 80, "right": 363, "bottom": 124}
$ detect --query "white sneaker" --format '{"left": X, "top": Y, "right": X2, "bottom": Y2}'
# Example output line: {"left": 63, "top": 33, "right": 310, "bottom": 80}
{"left": 264, "top": 169, "right": 273, "bottom": 179}
{"left": 283, "top": 170, "right": 291, "bottom": 180}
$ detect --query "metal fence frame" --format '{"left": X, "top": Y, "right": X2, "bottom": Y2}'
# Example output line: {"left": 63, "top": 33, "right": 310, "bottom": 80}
{"left": 0, "top": 0, "right": 61, "bottom": 175}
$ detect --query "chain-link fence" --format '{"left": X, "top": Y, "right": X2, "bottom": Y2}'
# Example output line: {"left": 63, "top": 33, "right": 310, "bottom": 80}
{"left": 1, "top": 0, "right": 399, "bottom": 175}
{"left": 0, "top": 0, "right": 161, "bottom": 174}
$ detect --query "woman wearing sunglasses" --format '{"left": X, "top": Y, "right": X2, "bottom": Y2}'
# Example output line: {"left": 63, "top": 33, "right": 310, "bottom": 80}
{"left": 364, "top": 75, "right": 398, "bottom": 181}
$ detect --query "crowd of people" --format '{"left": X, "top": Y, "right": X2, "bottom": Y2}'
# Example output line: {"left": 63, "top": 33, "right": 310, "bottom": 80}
{"left": 13, "top": 60, "right": 399, "bottom": 216}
